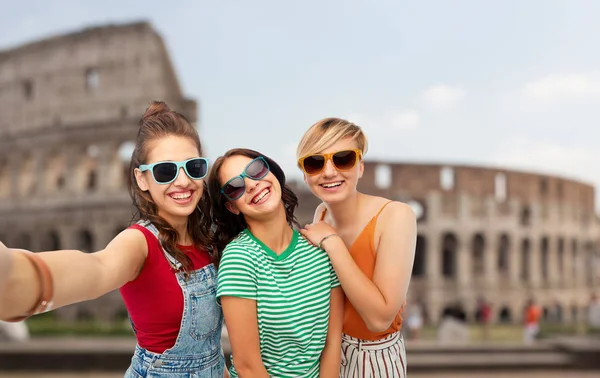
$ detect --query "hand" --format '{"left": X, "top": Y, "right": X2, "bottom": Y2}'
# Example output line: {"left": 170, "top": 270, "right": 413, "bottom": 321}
{"left": 223, "top": 367, "right": 230, "bottom": 378}
{"left": 299, "top": 221, "right": 339, "bottom": 249}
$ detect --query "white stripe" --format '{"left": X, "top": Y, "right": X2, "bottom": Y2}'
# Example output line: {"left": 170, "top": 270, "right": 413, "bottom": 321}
{"left": 340, "top": 333, "right": 406, "bottom": 378}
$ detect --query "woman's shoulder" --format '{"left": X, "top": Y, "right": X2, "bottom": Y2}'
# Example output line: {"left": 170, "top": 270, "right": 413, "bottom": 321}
{"left": 222, "top": 230, "right": 257, "bottom": 256}
{"left": 362, "top": 195, "right": 416, "bottom": 224}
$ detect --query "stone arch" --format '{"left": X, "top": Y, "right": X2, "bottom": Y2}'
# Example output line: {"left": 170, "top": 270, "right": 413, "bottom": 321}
{"left": 412, "top": 235, "right": 426, "bottom": 277}
{"left": 18, "top": 153, "right": 36, "bottom": 195}
{"left": 520, "top": 205, "right": 531, "bottom": 226}
{"left": 45, "top": 150, "right": 66, "bottom": 192}
{"left": 585, "top": 241, "right": 594, "bottom": 286}
{"left": 520, "top": 238, "right": 531, "bottom": 282}
{"left": 0, "top": 157, "right": 10, "bottom": 198}
{"left": 499, "top": 306, "right": 512, "bottom": 323}
{"left": 557, "top": 237, "right": 565, "bottom": 282}
{"left": 116, "top": 141, "right": 135, "bottom": 188}
{"left": 498, "top": 234, "right": 510, "bottom": 276}
{"left": 442, "top": 233, "right": 458, "bottom": 278}
{"left": 572, "top": 239, "right": 579, "bottom": 278}
{"left": 541, "top": 236, "right": 550, "bottom": 282}
{"left": 472, "top": 233, "right": 485, "bottom": 278}
{"left": 77, "top": 230, "right": 94, "bottom": 253}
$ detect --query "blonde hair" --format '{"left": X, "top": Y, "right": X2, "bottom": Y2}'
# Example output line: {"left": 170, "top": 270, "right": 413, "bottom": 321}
{"left": 296, "top": 117, "right": 369, "bottom": 160}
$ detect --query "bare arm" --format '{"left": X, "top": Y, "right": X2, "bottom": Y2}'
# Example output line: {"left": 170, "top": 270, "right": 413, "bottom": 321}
{"left": 302, "top": 202, "right": 416, "bottom": 332}
{"left": 319, "top": 287, "right": 344, "bottom": 378}
{"left": 221, "top": 296, "right": 269, "bottom": 378}
{"left": 0, "top": 229, "right": 147, "bottom": 320}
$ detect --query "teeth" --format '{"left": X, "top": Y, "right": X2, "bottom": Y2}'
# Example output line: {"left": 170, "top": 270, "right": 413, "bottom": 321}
{"left": 171, "top": 192, "right": 191, "bottom": 200}
{"left": 321, "top": 182, "right": 342, "bottom": 188}
{"left": 252, "top": 188, "right": 269, "bottom": 204}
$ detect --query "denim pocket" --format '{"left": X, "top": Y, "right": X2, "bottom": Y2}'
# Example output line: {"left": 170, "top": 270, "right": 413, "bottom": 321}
{"left": 190, "top": 284, "right": 222, "bottom": 341}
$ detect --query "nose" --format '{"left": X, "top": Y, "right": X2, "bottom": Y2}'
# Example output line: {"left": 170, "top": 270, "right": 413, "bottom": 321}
{"left": 244, "top": 176, "right": 260, "bottom": 193}
{"left": 172, "top": 167, "right": 192, "bottom": 187}
{"left": 322, "top": 159, "right": 337, "bottom": 177}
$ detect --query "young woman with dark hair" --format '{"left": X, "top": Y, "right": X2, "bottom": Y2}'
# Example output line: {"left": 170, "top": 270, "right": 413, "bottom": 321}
{"left": 0, "top": 101, "right": 226, "bottom": 377}
{"left": 208, "top": 148, "right": 344, "bottom": 378}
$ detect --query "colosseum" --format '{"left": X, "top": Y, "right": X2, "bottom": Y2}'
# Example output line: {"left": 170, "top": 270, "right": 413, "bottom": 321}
{"left": 0, "top": 21, "right": 197, "bottom": 321}
{"left": 290, "top": 162, "right": 600, "bottom": 324}
{"left": 1, "top": 21, "right": 598, "bottom": 326}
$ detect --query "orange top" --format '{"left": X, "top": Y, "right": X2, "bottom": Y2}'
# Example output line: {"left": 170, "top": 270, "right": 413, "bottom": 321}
{"left": 525, "top": 305, "right": 541, "bottom": 325}
{"left": 321, "top": 201, "right": 404, "bottom": 341}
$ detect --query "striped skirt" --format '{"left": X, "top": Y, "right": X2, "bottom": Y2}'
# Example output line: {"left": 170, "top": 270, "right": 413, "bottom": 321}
{"left": 340, "top": 332, "right": 406, "bottom": 378}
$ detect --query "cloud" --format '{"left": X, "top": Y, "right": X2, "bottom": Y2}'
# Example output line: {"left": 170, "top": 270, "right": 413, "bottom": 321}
{"left": 491, "top": 137, "right": 598, "bottom": 183}
{"left": 523, "top": 74, "right": 600, "bottom": 101}
{"left": 421, "top": 84, "right": 466, "bottom": 110}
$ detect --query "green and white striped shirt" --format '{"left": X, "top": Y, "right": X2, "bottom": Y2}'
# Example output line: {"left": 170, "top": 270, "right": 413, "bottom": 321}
{"left": 217, "top": 229, "right": 340, "bottom": 378}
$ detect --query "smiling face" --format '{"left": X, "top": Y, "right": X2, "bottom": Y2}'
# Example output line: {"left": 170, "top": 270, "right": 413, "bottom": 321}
{"left": 134, "top": 135, "right": 204, "bottom": 225}
{"left": 302, "top": 137, "right": 364, "bottom": 204}
{"left": 218, "top": 154, "right": 282, "bottom": 221}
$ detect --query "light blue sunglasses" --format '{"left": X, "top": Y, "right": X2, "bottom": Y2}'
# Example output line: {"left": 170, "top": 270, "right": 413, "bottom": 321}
{"left": 139, "top": 158, "right": 209, "bottom": 185}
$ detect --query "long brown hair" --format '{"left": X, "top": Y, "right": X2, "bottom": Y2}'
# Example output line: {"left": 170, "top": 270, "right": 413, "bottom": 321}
{"left": 207, "top": 148, "right": 300, "bottom": 254}
{"left": 128, "top": 101, "right": 213, "bottom": 271}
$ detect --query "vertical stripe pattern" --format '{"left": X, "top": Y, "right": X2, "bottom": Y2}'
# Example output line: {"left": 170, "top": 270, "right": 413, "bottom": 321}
{"left": 340, "top": 332, "right": 406, "bottom": 378}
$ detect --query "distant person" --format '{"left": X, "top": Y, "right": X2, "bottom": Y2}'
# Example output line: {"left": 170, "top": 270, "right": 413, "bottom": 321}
{"left": 588, "top": 293, "right": 600, "bottom": 331}
{"left": 0, "top": 102, "right": 228, "bottom": 377}
{"left": 0, "top": 320, "right": 29, "bottom": 342}
{"left": 438, "top": 301, "right": 469, "bottom": 345}
{"left": 406, "top": 301, "right": 424, "bottom": 340}
{"left": 297, "top": 118, "right": 416, "bottom": 377}
{"left": 523, "top": 299, "right": 542, "bottom": 344}
{"left": 476, "top": 297, "right": 492, "bottom": 342}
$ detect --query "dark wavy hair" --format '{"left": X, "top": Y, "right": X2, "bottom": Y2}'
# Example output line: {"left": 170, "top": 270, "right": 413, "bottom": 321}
{"left": 128, "top": 101, "right": 213, "bottom": 272}
{"left": 208, "top": 148, "right": 300, "bottom": 254}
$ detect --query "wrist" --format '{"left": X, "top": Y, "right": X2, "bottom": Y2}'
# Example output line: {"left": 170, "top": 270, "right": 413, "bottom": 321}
{"left": 319, "top": 234, "right": 344, "bottom": 252}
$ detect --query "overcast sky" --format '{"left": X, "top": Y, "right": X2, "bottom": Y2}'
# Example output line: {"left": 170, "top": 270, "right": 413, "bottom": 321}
{"left": 2, "top": 1, "right": 600, "bottom": 202}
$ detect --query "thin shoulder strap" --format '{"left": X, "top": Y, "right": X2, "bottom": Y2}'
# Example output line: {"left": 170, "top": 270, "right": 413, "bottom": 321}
{"left": 136, "top": 220, "right": 182, "bottom": 271}
{"left": 374, "top": 200, "right": 395, "bottom": 219}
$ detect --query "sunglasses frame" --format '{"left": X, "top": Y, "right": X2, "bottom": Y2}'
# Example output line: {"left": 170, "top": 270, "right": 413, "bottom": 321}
{"left": 297, "top": 148, "right": 363, "bottom": 176}
{"left": 220, "top": 156, "right": 270, "bottom": 201}
{"left": 139, "top": 157, "right": 209, "bottom": 185}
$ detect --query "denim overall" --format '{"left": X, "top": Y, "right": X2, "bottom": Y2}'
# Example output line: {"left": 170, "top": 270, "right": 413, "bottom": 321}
{"left": 125, "top": 221, "right": 225, "bottom": 378}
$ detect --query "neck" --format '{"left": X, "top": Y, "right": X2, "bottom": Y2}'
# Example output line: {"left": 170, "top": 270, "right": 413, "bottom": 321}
{"left": 246, "top": 206, "right": 293, "bottom": 254}
{"left": 159, "top": 212, "right": 191, "bottom": 245}
{"left": 325, "top": 191, "right": 362, "bottom": 228}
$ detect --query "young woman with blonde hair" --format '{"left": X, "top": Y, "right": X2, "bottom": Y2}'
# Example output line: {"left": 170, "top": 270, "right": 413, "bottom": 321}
{"left": 297, "top": 118, "right": 416, "bottom": 378}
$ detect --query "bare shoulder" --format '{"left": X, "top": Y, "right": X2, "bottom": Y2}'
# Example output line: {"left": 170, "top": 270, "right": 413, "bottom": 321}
{"left": 377, "top": 200, "right": 417, "bottom": 229}
{"left": 101, "top": 227, "right": 149, "bottom": 260}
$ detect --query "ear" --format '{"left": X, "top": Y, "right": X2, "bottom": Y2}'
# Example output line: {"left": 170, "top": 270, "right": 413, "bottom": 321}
{"left": 225, "top": 201, "right": 240, "bottom": 215}
{"left": 135, "top": 168, "right": 150, "bottom": 191}
{"left": 358, "top": 159, "right": 364, "bottom": 179}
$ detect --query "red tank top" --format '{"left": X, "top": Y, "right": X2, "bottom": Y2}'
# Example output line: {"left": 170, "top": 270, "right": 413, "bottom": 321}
{"left": 119, "top": 224, "right": 211, "bottom": 353}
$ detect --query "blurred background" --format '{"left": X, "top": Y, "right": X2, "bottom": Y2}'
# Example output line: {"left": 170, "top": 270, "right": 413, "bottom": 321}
{"left": 0, "top": 1, "right": 599, "bottom": 377}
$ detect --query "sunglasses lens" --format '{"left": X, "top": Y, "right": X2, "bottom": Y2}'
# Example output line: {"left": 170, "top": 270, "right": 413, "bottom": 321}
{"left": 186, "top": 158, "right": 208, "bottom": 179}
{"left": 332, "top": 150, "right": 358, "bottom": 170}
{"left": 246, "top": 158, "right": 270, "bottom": 179}
{"left": 302, "top": 155, "right": 326, "bottom": 175}
{"left": 223, "top": 177, "right": 245, "bottom": 200}
{"left": 153, "top": 163, "right": 178, "bottom": 183}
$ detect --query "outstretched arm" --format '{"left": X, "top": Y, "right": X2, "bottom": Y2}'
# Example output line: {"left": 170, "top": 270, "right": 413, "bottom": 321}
{"left": 221, "top": 297, "right": 269, "bottom": 378}
{"left": 301, "top": 202, "right": 416, "bottom": 332}
{"left": 0, "top": 229, "right": 147, "bottom": 320}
